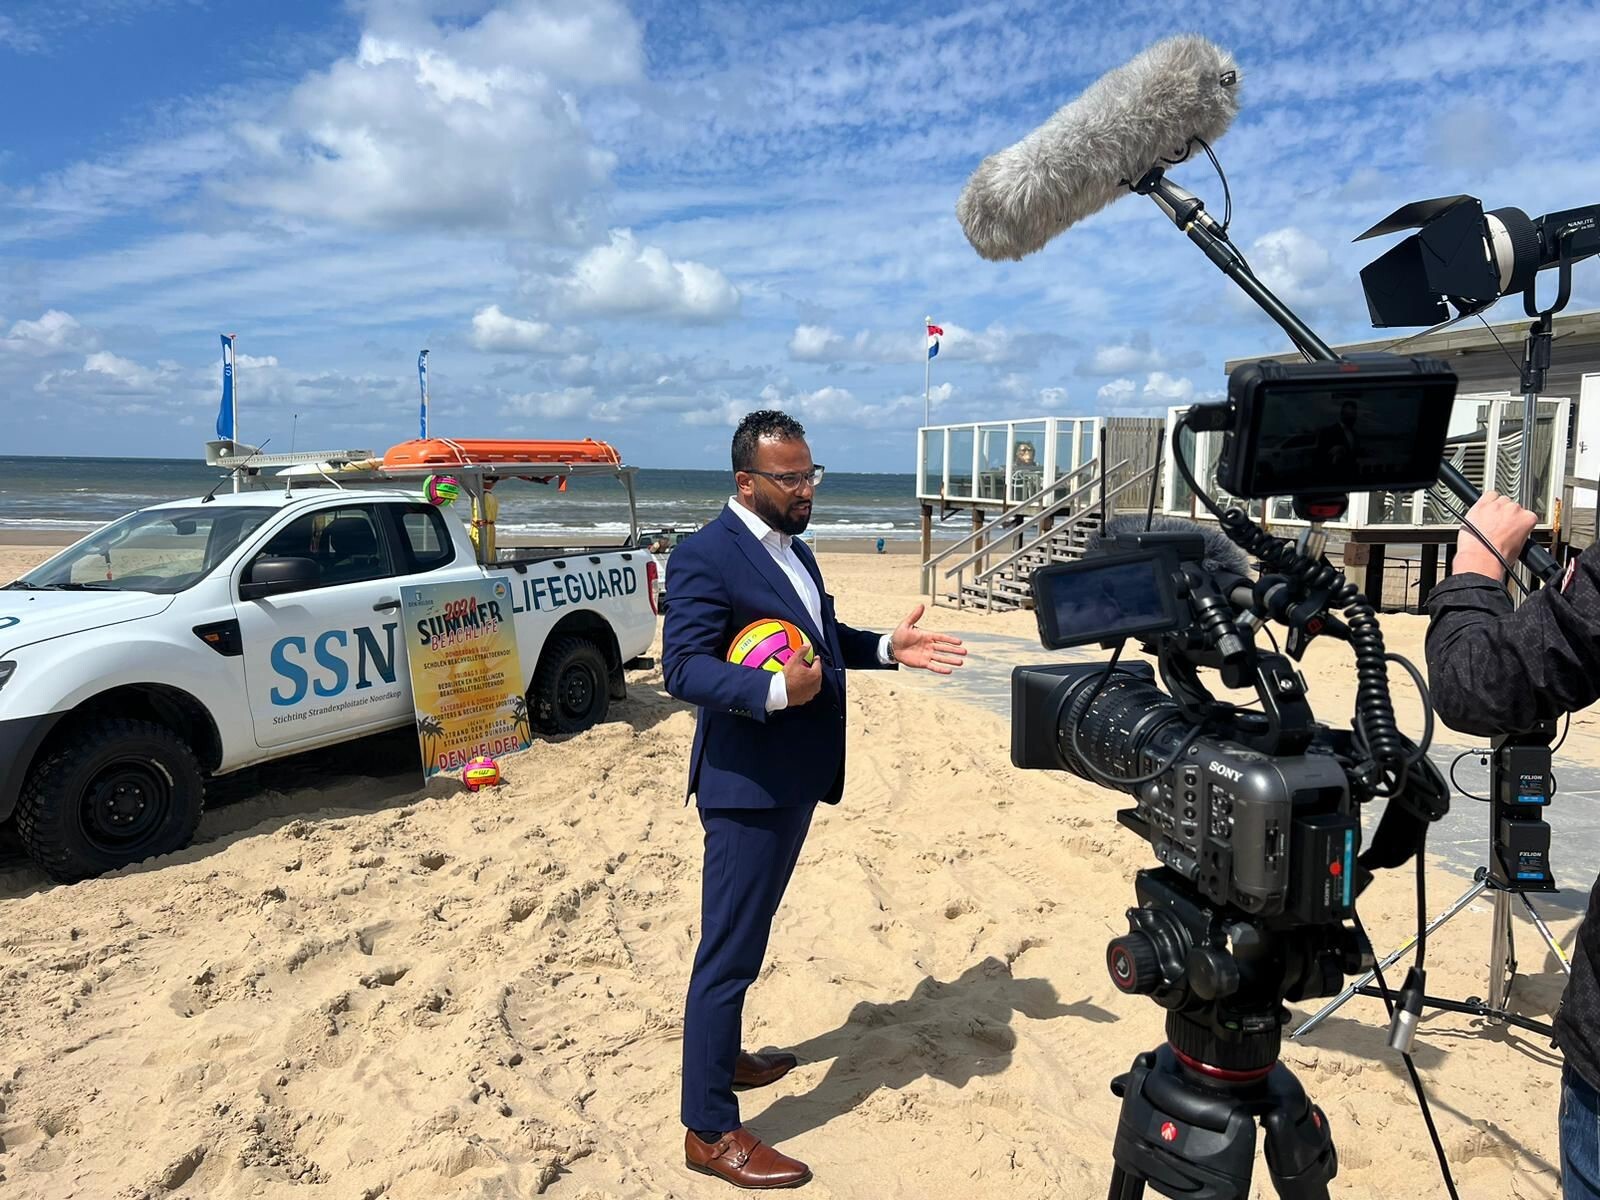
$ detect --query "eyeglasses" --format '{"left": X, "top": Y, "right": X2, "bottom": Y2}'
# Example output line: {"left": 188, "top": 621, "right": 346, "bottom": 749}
{"left": 746, "top": 466, "right": 826, "bottom": 491}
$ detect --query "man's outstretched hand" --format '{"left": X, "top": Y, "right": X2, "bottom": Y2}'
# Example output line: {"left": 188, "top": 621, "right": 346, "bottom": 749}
{"left": 889, "top": 604, "right": 967, "bottom": 675}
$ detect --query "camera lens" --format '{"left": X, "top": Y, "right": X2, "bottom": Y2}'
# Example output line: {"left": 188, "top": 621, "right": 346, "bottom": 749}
{"left": 1055, "top": 671, "right": 1191, "bottom": 790}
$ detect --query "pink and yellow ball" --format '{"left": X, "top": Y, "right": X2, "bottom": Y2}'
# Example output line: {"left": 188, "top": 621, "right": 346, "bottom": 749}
{"left": 425, "top": 474, "right": 461, "bottom": 506}
{"left": 464, "top": 755, "right": 500, "bottom": 791}
{"left": 726, "top": 618, "right": 814, "bottom": 673}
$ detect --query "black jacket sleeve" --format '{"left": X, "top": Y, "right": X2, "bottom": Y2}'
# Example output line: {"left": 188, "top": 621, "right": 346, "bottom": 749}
{"left": 1424, "top": 550, "right": 1600, "bottom": 736}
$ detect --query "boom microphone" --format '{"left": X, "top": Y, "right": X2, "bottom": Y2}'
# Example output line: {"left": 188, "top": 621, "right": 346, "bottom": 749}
{"left": 1089, "top": 514, "right": 1252, "bottom": 578}
{"left": 957, "top": 36, "right": 1240, "bottom": 262}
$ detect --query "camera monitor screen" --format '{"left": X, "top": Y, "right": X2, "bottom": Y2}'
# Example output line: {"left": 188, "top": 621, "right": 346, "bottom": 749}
{"left": 1031, "top": 553, "right": 1182, "bottom": 651}
{"left": 1222, "top": 359, "right": 1457, "bottom": 499}
{"left": 1245, "top": 383, "right": 1444, "bottom": 497}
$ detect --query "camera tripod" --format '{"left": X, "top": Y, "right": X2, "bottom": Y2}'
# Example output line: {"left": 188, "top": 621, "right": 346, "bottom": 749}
{"left": 1108, "top": 1027, "right": 1336, "bottom": 1199}
{"left": 1103, "top": 871, "right": 1349, "bottom": 1198}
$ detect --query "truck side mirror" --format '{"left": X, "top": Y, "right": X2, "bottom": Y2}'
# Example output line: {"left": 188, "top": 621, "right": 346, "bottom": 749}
{"left": 239, "top": 556, "right": 322, "bottom": 601}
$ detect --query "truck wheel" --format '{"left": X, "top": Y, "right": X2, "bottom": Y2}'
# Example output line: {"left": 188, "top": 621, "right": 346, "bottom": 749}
{"left": 16, "top": 718, "right": 205, "bottom": 882}
{"left": 532, "top": 637, "right": 611, "bottom": 734}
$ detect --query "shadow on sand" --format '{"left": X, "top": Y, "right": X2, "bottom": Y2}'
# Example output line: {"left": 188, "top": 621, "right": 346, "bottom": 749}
{"left": 747, "top": 956, "right": 1116, "bottom": 1144}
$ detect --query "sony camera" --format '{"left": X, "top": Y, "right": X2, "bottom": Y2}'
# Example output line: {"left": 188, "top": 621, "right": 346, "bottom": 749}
{"left": 1012, "top": 355, "right": 1457, "bottom": 931}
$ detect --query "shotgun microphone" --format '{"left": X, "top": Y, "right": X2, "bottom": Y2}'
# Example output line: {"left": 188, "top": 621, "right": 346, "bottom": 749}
{"left": 957, "top": 35, "right": 1240, "bottom": 262}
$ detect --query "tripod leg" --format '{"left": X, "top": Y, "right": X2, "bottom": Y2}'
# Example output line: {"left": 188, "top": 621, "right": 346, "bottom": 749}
{"left": 1520, "top": 892, "right": 1573, "bottom": 977}
{"left": 1108, "top": 1164, "right": 1144, "bottom": 1200}
{"left": 1291, "top": 877, "right": 1487, "bottom": 1040}
{"left": 1487, "top": 889, "right": 1516, "bottom": 1016}
{"left": 1260, "top": 1064, "right": 1337, "bottom": 1200}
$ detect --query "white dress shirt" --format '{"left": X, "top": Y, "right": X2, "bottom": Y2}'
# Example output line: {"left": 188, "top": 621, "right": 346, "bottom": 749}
{"left": 725, "top": 497, "right": 892, "bottom": 711}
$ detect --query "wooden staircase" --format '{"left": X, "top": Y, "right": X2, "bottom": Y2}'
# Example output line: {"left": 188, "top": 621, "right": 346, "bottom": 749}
{"left": 951, "top": 513, "right": 1104, "bottom": 610}
{"left": 925, "top": 455, "right": 1155, "bottom": 612}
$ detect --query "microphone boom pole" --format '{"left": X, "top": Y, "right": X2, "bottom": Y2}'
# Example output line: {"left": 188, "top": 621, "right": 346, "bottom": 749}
{"left": 1133, "top": 165, "right": 1563, "bottom": 586}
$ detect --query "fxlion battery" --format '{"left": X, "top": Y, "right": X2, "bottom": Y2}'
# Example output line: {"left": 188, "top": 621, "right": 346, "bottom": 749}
{"left": 1492, "top": 816, "right": 1556, "bottom": 890}
{"left": 1291, "top": 812, "right": 1359, "bottom": 923}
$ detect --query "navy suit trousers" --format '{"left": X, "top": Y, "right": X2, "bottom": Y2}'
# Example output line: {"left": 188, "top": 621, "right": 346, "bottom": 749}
{"left": 681, "top": 803, "right": 815, "bottom": 1132}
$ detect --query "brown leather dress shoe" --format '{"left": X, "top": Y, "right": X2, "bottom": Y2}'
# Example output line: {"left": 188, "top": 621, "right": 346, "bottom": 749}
{"left": 734, "top": 1050, "right": 798, "bottom": 1090}
{"left": 685, "top": 1128, "right": 811, "bottom": 1189}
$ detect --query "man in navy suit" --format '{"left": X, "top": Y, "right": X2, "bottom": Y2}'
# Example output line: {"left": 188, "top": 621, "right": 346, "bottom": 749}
{"left": 664, "top": 410, "right": 965, "bottom": 1188}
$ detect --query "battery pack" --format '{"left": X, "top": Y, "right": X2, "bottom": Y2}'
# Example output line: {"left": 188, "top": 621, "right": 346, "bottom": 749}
{"left": 1291, "top": 812, "right": 1359, "bottom": 923}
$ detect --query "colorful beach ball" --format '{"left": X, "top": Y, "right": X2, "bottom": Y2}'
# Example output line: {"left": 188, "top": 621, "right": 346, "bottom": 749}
{"left": 425, "top": 474, "right": 461, "bottom": 506}
{"left": 463, "top": 755, "right": 500, "bottom": 791}
{"left": 727, "top": 618, "right": 814, "bottom": 673}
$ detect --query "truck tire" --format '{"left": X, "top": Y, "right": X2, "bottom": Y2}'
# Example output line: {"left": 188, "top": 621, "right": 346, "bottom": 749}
{"left": 16, "top": 718, "right": 205, "bottom": 882}
{"left": 532, "top": 636, "right": 611, "bottom": 735}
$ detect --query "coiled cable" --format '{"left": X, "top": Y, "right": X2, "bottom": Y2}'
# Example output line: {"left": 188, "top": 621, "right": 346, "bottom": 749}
{"left": 1171, "top": 414, "right": 1410, "bottom": 795}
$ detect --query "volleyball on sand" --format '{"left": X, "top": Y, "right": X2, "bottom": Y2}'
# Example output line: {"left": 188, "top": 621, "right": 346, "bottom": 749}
{"left": 727, "top": 618, "right": 814, "bottom": 673}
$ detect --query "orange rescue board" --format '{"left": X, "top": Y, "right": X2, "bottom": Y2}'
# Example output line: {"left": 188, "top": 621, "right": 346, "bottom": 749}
{"left": 382, "top": 438, "right": 622, "bottom": 469}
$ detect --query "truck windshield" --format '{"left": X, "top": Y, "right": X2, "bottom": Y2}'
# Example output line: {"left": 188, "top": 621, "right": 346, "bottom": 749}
{"left": 12, "top": 506, "right": 276, "bottom": 594}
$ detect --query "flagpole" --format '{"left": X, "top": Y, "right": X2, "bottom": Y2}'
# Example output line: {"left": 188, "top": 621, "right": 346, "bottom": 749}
{"left": 419, "top": 349, "right": 430, "bottom": 439}
{"left": 231, "top": 334, "right": 241, "bottom": 493}
{"left": 923, "top": 314, "right": 931, "bottom": 428}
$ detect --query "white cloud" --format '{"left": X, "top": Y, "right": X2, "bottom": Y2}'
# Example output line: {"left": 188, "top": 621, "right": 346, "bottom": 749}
{"left": 788, "top": 324, "right": 846, "bottom": 361}
{"left": 1098, "top": 378, "right": 1137, "bottom": 408}
{"left": 502, "top": 386, "right": 599, "bottom": 420}
{"left": 941, "top": 322, "right": 1036, "bottom": 366}
{"left": 1430, "top": 101, "right": 1520, "bottom": 171}
{"left": 1142, "top": 372, "right": 1196, "bottom": 403}
{"left": 1094, "top": 373, "right": 1199, "bottom": 415}
{"left": 997, "top": 372, "right": 1032, "bottom": 399}
{"left": 236, "top": 353, "right": 279, "bottom": 369}
{"left": 2, "top": 310, "right": 96, "bottom": 356}
{"left": 554, "top": 231, "right": 740, "bottom": 322}
{"left": 232, "top": 0, "right": 642, "bottom": 235}
{"left": 785, "top": 320, "right": 1049, "bottom": 366}
{"left": 1039, "top": 386, "right": 1069, "bottom": 410}
{"left": 471, "top": 305, "right": 594, "bottom": 354}
{"left": 36, "top": 351, "right": 187, "bottom": 400}
{"left": 741, "top": 381, "right": 922, "bottom": 430}
{"left": 787, "top": 323, "right": 914, "bottom": 364}
{"left": 1085, "top": 331, "right": 1198, "bottom": 376}
{"left": 1245, "top": 227, "right": 1341, "bottom": 307}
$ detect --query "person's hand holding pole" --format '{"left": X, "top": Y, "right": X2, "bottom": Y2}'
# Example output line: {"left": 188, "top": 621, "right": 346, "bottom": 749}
{"left": 1454, "top": 490, "right": 1538, "bottom": 581}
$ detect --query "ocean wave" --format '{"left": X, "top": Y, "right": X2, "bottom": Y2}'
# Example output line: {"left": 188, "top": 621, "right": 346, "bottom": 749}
{"left": 0, "top": 518, "right": 103, "bottom": 530}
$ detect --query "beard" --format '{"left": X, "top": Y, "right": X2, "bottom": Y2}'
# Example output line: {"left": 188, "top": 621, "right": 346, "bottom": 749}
{"left": 752, "top": 488, "right": 812, "bottom": 536}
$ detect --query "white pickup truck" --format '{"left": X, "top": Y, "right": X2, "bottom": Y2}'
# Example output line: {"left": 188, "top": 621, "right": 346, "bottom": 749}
{"left": 0, "top": 487, "right": 657, "bottom": 881}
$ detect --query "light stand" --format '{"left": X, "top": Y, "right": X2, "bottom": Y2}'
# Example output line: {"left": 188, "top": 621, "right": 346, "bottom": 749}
{"left": 1294, "top": 301, "right": 1573, "bottom": 1043}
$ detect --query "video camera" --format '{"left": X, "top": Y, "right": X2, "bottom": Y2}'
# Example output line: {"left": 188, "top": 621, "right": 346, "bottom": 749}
{"left": 1010, "top": 355, "right": 1455, "bottom": 1078}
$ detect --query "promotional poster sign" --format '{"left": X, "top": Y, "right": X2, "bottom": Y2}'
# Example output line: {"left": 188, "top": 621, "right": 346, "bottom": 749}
{"left": 403, "top": 578, "right": 531, "bottom": 778}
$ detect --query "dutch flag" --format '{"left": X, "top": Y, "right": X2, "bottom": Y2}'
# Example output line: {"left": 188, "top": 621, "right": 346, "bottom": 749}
{"left": 927, "top": 322, "right": 943, "bottom": 360}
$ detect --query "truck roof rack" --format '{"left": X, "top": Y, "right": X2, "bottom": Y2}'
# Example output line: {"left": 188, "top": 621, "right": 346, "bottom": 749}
{"left": 205, "top": 439, "right": 375, "bottom": 470}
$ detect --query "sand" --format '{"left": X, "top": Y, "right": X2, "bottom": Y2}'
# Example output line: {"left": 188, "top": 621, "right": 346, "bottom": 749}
{"left": 0, "top": 544, "right": 1582, "bottom": 1199}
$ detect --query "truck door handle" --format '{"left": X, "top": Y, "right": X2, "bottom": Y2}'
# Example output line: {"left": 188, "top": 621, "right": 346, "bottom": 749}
{"left": 373, "top": 598, "right": 401, "bottom": 612}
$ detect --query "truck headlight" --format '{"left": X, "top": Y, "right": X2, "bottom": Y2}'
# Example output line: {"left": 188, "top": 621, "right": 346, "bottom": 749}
{"left": 0, "top": 661, "right": 14, "bottom": 693}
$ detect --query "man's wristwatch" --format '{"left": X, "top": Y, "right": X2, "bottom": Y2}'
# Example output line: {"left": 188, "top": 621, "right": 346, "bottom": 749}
{"left": 886, "top": 637, "right": 899, "bottom": 665}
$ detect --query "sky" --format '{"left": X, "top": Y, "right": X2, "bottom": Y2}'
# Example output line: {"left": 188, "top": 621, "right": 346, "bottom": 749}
{"left": 3, "top": 0, "right": 1600, "bottom": 472}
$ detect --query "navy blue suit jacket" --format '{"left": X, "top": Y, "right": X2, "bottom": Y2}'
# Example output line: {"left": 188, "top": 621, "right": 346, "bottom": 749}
{"left": 662, "top": 505, "right": 894, "bottom": 808}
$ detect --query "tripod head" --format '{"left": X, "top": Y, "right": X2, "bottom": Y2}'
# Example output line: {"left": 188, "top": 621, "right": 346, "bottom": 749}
{"left": 1108, "top": 869, "right": 1370, "bottom": 1075}
{"left": 1107, "top": 871, "right": 1353, "bottom": 1198}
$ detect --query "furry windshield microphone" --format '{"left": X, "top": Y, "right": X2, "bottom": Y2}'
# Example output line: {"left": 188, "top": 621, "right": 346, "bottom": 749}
{"left": 1088, "top": 513, "right": 1253, "bottom": 578}
{"left": 957, "top": 36, "right": 1240, "bottom": 261}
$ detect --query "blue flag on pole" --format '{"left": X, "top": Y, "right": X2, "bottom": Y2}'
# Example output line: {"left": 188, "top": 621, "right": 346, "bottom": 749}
{"left": 217, "top": 334, "right": 236, "bottom": 440}
{"left": 418, "top": 349, "right": 429, "bottom": 439}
